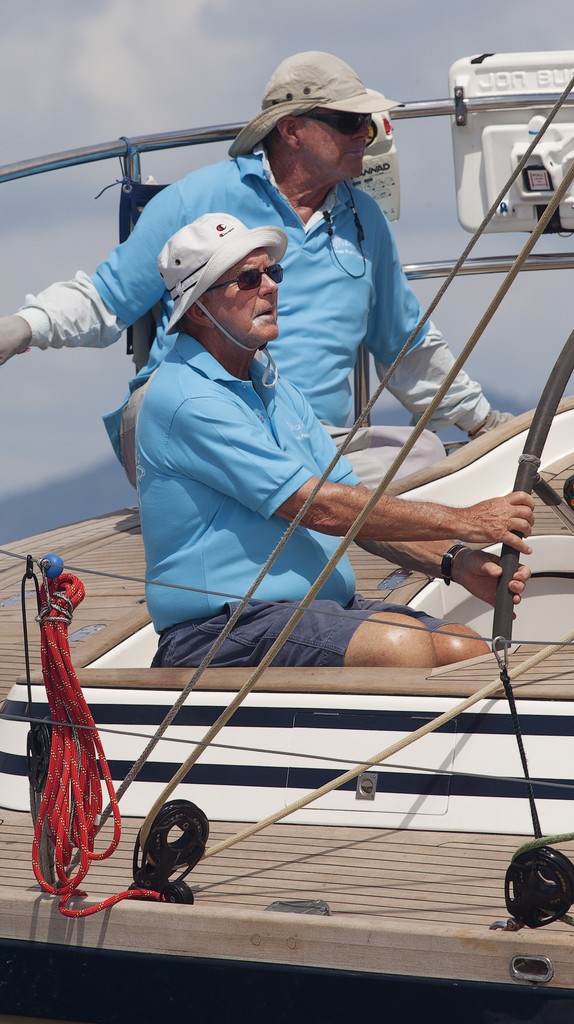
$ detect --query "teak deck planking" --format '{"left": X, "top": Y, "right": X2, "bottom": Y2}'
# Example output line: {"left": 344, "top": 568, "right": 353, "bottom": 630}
{"left": 2, "top": 432, "right": 574, "bottom": 991}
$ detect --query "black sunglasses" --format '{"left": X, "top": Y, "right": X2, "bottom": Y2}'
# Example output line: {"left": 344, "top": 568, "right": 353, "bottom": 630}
{"left": 302, "top": 110, "right": 372, "bottom": 137}
{"left": 206, "top": 263, "right": 283, "bottom": 293}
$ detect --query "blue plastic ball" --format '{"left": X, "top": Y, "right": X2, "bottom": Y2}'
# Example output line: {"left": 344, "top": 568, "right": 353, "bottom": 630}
{"left": 42, "top": 553, "right": 64, "bottom": 579}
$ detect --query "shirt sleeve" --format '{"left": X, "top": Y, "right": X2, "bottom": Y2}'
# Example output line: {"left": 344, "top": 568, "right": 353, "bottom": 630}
{"left": 92, "top": 181, "right": 189, "bottom": 327}
{"left": 19, "top": 271, "right": 126, "bottom": 349}
{"left": 16, "top": 181, "right": 188, "bottom": 350}
{"left": 375, "top": 320, "right": 490, "bottom": 431}
{"left": 163, "top": 391, "right": 315, "bottom": 519}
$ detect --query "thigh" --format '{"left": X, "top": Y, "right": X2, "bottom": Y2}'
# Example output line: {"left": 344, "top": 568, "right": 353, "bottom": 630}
{"left": 153, "top": 600, "right": 356, "bottom": 668}
{"left": 153, "top": 597, "right": 450, "bottom": 669}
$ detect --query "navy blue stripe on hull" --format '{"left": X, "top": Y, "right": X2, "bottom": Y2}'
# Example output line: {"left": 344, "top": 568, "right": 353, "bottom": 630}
{"left": 6, "top": 697, "right": 574, "bottom": 735}
{"left": 1, "top": 749, "right": 573, "bottom": 801}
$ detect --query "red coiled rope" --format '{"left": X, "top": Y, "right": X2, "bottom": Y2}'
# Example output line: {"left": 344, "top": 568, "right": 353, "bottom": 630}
{"left": 32, "top": 572, "right": 160, "bottom": 916}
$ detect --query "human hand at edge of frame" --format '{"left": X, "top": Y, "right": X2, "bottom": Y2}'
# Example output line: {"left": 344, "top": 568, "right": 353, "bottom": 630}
{"left": 0, "top": 316, "right": 32, "bottom": 365}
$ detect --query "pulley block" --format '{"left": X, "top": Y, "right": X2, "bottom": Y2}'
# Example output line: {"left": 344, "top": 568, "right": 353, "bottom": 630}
{"left": 132, "top": 799, "right": 209, "bottom": 902}
{"left": 563, "top": 474, "right": 574, "bottom": 509}
{"left": 26, "top": 720, "right": 52, "bottom": 793}
{"left": 505, "top": 846, "right": 574, "bottom": 928}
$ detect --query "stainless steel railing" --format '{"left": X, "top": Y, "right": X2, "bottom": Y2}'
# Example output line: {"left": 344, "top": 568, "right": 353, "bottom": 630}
{"left": 1, "top": 94, "right": 573, "bottom": 419}
{"left": 2, "top": 93, "right": 574, "bottom": 185}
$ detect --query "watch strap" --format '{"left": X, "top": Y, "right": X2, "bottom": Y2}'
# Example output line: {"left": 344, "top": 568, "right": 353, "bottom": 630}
{"left": 440, "top": 543, "right": 468, "bottom": 586}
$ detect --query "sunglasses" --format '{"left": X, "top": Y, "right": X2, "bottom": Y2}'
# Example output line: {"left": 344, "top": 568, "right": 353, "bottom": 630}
{"left": 303, "top": 110, "right": 372, "bottom": 137}
{"left": 206, "top": 263, "right": 283, "bottom": 293}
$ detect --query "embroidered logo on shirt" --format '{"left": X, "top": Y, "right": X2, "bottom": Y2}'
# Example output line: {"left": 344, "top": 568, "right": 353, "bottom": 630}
{"left": 286, "top": 420, "right": 310, "bottom": 441}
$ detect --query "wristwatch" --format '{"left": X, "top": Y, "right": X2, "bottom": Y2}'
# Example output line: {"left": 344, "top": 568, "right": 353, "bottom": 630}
{"left": 440, "top": 543, "right": 468, "bottom": 586}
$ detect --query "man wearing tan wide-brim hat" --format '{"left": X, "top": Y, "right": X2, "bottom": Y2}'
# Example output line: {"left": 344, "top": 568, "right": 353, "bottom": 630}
{"left": 0, "top": 51, "right": 512, "bottom": 485}
{"left": 229, "top": 51, "right": 398, "bottom": 157}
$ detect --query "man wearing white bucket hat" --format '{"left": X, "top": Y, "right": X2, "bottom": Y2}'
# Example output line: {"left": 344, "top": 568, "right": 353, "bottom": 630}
{"left": 0, "top": 51, "right": 511, "bottom": 486}
{"left": 136, "top": 213, "right": 532, "bottom": 670}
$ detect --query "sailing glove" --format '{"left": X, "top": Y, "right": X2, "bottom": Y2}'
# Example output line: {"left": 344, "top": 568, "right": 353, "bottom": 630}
{"left": 467, "top": 409, "right": 514, "bottom": 439}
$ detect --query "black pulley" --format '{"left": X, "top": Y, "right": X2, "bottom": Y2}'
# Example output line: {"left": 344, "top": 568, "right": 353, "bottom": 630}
{"left": 26, "top": 720, "right": 52, "bottom": 793}
{"left": 563, "top": 473, "right": 574, "bottom": 509}
{"left": 505, "top": 846, "right": 574, "bottom": 928}
{"left": 132, "top": 799, "right": 209, "bottom": 902}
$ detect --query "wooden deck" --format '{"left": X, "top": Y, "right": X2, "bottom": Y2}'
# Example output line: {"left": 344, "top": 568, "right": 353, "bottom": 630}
{"left": 3, "top": 805, "right": 574, "bottom": 991}
{"left": 3, "top": 428, "right": 574, "bottom": 1006}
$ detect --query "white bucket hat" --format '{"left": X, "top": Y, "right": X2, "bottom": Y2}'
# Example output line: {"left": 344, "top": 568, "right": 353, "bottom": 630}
{"left": 229, "top": 50, "right": 400, "bottom": 158}
{"left": 158, "top": 214, "right": 288, "bottom": 335}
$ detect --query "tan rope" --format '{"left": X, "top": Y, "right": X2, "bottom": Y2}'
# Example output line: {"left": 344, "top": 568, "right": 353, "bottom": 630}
{"left": 135, "top": 81, "right": 574, "bottom": 846}
{"left": 139, "top": 157, "right": 574, "bottom": 849}
{"left": 333, "top": 70, "right": 574, "bottom": 471}
{"left": 204, "top": 627, "right": 574, "bottom": 859}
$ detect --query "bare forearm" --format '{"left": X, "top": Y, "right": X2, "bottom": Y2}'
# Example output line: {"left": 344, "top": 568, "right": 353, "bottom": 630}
{"left": 357, "top": 537, "right": 453, "bottom": 578}
{"left": 279, "top": 479, "right": 469, "bottom": 541}
{"left": 276, "top": 477, "right": 536, "bottom": 557}
{"left": 358, "top": 538, "right": 532, "bottom": 610}
{"left": 277, "top": 477, "right": 534, "bottom": 552}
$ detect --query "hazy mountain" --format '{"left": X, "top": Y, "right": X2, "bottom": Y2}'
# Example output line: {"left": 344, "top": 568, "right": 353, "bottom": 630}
{"left": 2, "top": 456, "right": 137, "bottom": 545}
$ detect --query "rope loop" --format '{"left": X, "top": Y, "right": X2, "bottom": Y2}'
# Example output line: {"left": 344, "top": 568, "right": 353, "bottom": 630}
{"left": 36, "top": 572, "right": 83, "bottom": 626}
{"left": 32, "top": 572, "right": 161, "bottom": 916}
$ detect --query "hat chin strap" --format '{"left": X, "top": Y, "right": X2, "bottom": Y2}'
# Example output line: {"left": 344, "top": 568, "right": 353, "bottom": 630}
{"left": 195, "top": 300, "right": 278, "bottom": 388}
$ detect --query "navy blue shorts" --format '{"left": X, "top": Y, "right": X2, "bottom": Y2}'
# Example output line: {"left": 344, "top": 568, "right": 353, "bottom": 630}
{"left": 152, "top": 596, "right": 448, "bottom": 669}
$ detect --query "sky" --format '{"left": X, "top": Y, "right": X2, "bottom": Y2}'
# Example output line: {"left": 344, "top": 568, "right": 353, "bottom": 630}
{"left": 1, "top": 0, "right": 574, "bottom": 534}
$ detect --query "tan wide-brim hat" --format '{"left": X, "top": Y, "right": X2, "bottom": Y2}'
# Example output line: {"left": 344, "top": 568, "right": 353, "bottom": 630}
{"left": 229, "top": 51, "right": 400, "bottom": 158}
{"left": 158, "top": 214, "right": 288, "bottom": 335}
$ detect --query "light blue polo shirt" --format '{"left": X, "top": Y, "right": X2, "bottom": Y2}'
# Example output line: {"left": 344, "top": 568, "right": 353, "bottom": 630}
{"left": 100, "top": 152, "right": 427, "bottom": 460}
{"left": 136, "top": 335, "right": 361, "bottom": 632}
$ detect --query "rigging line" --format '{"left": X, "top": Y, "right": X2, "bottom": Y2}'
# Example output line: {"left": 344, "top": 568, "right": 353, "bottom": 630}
{"left": 203, "top": 622, "right": 574, "bottom": 860}
{"left": 5, "top": 546, "right": 574, "bottom": 649}
{"left": 6, "top": 709, "right": 574, "bottom": 796}
{"left": 342, "top": 148, "right": 574, "bottom": 488}
{"left": 6, "top": 97, "right": 574, "bottom": 861}
{"left": 84, "top": 137, "right": 574, "bottom": 775}
{"left": 281, "top": 161, "right": 574, "bottom": 625}
{"left": 323, "top": 70, "right": 574, "bottom": 480}
{"left": 138, "top": 183, "right": 574, "bottom": 838}
{"left": 137, "top": 547, "right": 574, "bottom": 857}
{"left": 10, "top": 106, "right": 574, "bottom": 832}
{"left": 2, "top": 101, "right": 573, "bottom": 628}
{"left": 89, "top": 84, "right": 574, "bottom": 781}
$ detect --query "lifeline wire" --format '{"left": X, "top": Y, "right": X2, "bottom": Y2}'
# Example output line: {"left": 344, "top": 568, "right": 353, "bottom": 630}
{"left": 4, "top": 544, "right": 572, "bottom": 649}
{"left": 14, "top": 570, "right": 574, "bottom": 871}
{"left": 7, "top": 708, "right": 574, "bottom": 798}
